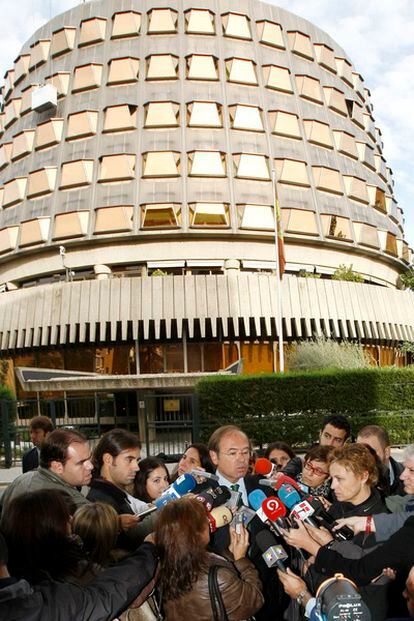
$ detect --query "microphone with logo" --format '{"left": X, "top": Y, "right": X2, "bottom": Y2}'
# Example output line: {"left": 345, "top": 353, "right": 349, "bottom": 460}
{"left": 261, "top": 496, "right": 289, "bottom": 535}
{"left": 248, "top": 490, "right": 281, "bottom": 537}
{"left": 256, "top": 530, "right": 288, "bottom": 573}
{"left": 299, "top": 496, "right": 354, "bottom": 542}
{"left": 277, "top": 484, "right": 319, "bottom": 528}
{"left": 208, "top": 506, "right": 233, "bottom": 532}
{"left": 154, "top": 473, "right": 197, "bottom": 509}
{"left": 195, "top": 486, "right": 231, "bottom": 512}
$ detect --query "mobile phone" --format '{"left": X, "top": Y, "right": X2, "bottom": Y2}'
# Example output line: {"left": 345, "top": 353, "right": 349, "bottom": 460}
{"left": 136, "top": 504, "right": 157, "bottom": 518}
{"left": 233, "top": 512, "right": 244, "bottom": 534}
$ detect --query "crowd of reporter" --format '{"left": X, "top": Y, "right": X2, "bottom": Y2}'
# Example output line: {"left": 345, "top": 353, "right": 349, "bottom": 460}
{"left": 0, "top": 413, "right": 414, "bottom": 620}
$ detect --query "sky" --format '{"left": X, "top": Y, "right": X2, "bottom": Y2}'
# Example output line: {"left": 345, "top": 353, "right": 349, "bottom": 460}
{"left": 0, "top": 0, "right": 413, "bottom": 249}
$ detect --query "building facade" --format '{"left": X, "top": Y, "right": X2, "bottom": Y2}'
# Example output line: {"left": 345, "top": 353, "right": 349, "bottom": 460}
{"left": 0, "top": 0, "right": 413, "bottom": 400}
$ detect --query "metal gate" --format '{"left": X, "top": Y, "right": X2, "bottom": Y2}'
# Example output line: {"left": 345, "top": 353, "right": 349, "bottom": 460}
{"left": 143, "top": 393, "right": 199, "bottom": 459}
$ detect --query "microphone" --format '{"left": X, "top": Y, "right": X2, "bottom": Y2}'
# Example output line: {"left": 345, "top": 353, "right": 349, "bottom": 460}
{"left": 195, "top": 486, "right": 231, "bottom": 512}
{"left": 255, "top": 457, "right": 277, "bottom": 478}
{"left": 277, "top": 484, "right": 318, "bottom": 528}
{"left": 162, "top": 473, "right": 196, "bottom": 499}
{"left": 190, "top": 468, "right": 219, "bottom": 481}
{"left": 304, "top": 496, "right": 354, "bottom": 541}
{"left": 154, "top": 473, "right": 196, "bottom": 509}
{"left": 248, "top": 490, "right": 280, "bottom": 536}
{"left": 259, "top": 473, "right": 303, "bottom": 494}
{"left": 154, "top": 493, "right": 176, "bottom": 509}
{"left": 261, "top": 497, "right": 288, "bottom": 535}
{"left": 261, "top": 497, "right": 286, "bottom": 521}
{"left": 208, "top": 506, "right": 233, "bottom": 532}
{"left": 256, "top": 530, "right": 288, "bottom": 572}
{"left": 248, "top": 489, "right": 268, "bottom": 515}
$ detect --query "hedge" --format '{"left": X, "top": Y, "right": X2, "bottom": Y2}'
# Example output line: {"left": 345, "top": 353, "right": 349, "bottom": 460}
{"left": 196, "top": 367, "right": 414, "bottom": 448}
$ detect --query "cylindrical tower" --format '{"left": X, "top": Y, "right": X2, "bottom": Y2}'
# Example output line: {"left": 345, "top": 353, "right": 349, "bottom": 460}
{"left": 0, "top": 0, "right": 412, "bottom": 385}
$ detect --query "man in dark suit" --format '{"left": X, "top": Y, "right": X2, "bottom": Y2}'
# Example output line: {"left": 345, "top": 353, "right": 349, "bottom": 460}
{"left": 206, "top": 425, "right": 288, "bottom": 621}
{"left": 22, "top": 416, "right": 54, "bottom": 473}
{"left": 357, "top": 424, "right": 405, "bottom": 496}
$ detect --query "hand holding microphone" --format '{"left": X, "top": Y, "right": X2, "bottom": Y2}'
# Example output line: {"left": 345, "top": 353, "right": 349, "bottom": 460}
{"left": 229, "top": 522, "right": 250, "bottom": 560}
{"left": 280, "top": 518, "right": 321, "bottom": 556}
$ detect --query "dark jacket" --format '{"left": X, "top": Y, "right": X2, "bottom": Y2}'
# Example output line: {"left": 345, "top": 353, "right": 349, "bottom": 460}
{"left": 388, "top": 457, "right": 405, "bottom": 496}
{"left": 164, "top": 552, "right": 263, "bottom": 621}
{"left": 328, "top": 487, "right": 387, "bottom": 519}
{"left": 203, "top": 475, "right": 289, "bottom": 621}
{"left": 315, "top": 515, "right": 414, "bottom": 586}
{"left": 313, "top": 488, "right": 390, "bottom": 620}
{"left": 22, "top": 447, "right": 39, "bottom": 473}
{"left": 0, "top": 542, "right": 157, "bottom": 621}
{"left": 86, "top": 478, "right": 155, "bottom": 549}
{"left": 87, "top": 477, "right": 133, "bottom": 514}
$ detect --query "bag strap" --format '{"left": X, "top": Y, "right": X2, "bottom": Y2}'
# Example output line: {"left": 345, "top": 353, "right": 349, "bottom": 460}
{"left": 208, "top": 565, "right": 229, "bottom": 621}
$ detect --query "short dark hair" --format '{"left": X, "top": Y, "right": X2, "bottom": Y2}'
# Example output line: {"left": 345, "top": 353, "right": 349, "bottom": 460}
{"left": 207, "top": 425, "right": 250, "bottom": 454}
{"left": 357, "top": 424, "right": 390, "bottom": 450}
{"left": 321, "top": 414, "right": 351, "bottom": 439}
{"left": 265, "top": 441, "right": 296, "bottom": 461}
{"left": 40, "top": 428, "right": 87, "bottom": 469}
{"left": 29, "top": 415, "right": 54, "bottom": 433}
{"left": 93, "top": 428, "right": 141, "bottom": 472}
{"left": 304, "top": 445, "right": 333, "bottom": 464}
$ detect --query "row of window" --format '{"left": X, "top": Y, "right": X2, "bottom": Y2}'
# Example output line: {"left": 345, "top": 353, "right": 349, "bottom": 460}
{"left": 0, "top": 154, "right": 390, "bottom": 211}
{"left": 1, "top": 56, "right": 373, "bottom": 129}
{"left": 0, "top": 103, "right": 390, "bottom": 186}
{"left": 3, "top": 9, "right": 368, "bottom": 103}
{"left": 0, "top": 206, "right": 404, "bottom": 259}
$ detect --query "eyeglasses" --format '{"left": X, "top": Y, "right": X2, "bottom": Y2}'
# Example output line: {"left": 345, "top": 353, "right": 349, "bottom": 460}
{"left": 304, "top": 461, "right": 329, "bottom": 477}
{"left": 220, "top": 449, "right": 251, "bottom": 459}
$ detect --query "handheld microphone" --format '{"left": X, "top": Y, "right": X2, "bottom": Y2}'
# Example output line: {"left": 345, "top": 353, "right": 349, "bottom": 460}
{"left": 277, "top": 484, "right": 319, "bottom": 528}
{"left": 261, "top": 497, "right": 287, "bottom": 535}
{"left": 195, "top": 486, "right": 231, "bottom": 512}
{"left": 255, "top": 457, "right": 277, "bottom": 478}
{"left": 208, "top": 506, "right": 233, "bottom": 532}
{"left": 259, "top": 474, "right": 302, "bottom": 493}
{"left": 248, "top": 489, "right": 271, "bottom": 524}
{"left": 233, "top": 506, "right": 256, "bottom": 528}
{"left": 248, "top": 489, "right": 280, "bottom": 535}
{"left": 162, "top": 473, "right": 196, "bottom": 499}
{"left": 304, "top": 496, "right": 354, "bottom": 541}
{"left": 256, "top": 530, "right": 288, "bottom": 572}
{"left": 248, "top": 489, "right": 267, "bottom": 514}
{"left": 261, "top": 497, "right": 287, "bottom": 521}
{"left": 154, "top": 492, "right": 176, "bottom": 509}
{"left": 190, "top": 468, "right": 219, "bottom": 481}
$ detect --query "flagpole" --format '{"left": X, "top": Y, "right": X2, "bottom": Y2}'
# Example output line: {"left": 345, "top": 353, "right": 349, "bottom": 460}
{"left": 271, "top": 168, "right": 284, "bottom": 373}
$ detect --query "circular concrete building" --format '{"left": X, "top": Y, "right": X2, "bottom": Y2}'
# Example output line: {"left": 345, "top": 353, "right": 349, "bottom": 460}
{"left": 0, "top": 0, "right": 413, "bottom": 400}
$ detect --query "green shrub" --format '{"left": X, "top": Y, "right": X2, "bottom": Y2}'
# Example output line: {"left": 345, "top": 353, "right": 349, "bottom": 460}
{"left": 287, "top": 337, "right": 371, "bottom": 372}
{"left": 298, "top": 270, "right": 321, "bottom": 279}
{"left": 196, "top": 367, "right": 414, "bottom": 447}
{"left": 332, "top": 264, "right": 364, "bottom": 282}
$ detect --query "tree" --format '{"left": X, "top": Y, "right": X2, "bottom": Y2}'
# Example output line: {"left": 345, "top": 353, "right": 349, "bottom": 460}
{"left": 400, "top": 268, "right": 414, "bottom": 291}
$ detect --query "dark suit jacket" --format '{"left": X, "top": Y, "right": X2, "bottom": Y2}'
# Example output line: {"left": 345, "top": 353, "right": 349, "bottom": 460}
{"left": 389, "top": 456, "right": 405, "bottom": 496}
{"left": 198, "top": 474, "right": 289, "bottom": 621}
{"left": 22, "top": 447, "right": 39, "bottom": 473}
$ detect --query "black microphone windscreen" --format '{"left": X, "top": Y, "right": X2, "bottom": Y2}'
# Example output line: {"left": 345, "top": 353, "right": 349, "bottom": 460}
{"left": 256, "top": 529, "right": 278, "bottom": 552}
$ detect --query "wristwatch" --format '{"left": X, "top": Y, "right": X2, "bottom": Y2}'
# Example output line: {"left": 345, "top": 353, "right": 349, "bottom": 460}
{"left": 296, "top": 589, "right": 308, "bottom": 606}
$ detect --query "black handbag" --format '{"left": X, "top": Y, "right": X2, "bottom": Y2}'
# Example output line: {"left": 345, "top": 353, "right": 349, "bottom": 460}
{"left": 208, "top": 565, "right": 256, "bottom": 621}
